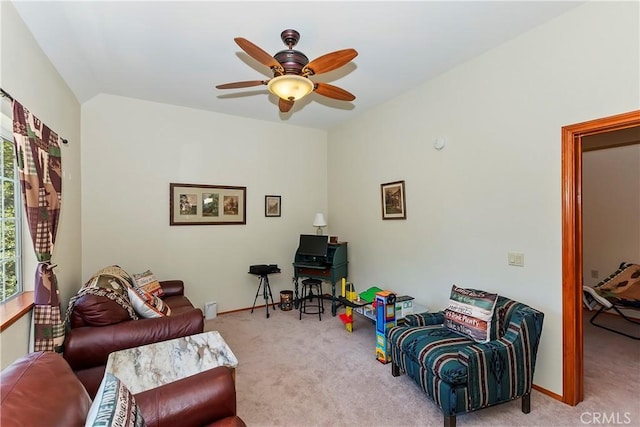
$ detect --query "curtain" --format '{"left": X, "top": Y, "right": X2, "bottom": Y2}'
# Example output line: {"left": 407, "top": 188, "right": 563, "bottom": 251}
{"left": 12, "top": 100, "right": 64, "bottom": 352}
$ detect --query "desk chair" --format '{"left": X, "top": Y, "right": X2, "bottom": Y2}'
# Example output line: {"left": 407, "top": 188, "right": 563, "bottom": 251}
{"left": 299, "top": 278, "right": 323, "bottom": 320}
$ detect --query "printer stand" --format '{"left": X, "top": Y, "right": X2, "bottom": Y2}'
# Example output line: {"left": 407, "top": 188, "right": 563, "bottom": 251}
{"left": 250, "top": 274, "right": 277, "bottom": 318}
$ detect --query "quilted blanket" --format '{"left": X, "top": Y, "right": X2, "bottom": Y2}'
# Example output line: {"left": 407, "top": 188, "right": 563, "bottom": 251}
{"left": 63, "top": 265, "right": 139, "bottom": 329}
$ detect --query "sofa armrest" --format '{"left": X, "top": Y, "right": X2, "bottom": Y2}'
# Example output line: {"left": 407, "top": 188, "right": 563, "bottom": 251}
{"left": 64, "top": 309, "right": 204, "bottom": 371}
{"left": 160, "top": 280, "right": 185, "bottom": 297}
{"left": 404, "top": 311, "right": 444, "bottom": 327}
{"left": 458, "top": 307, "right": 544, "bottom": 409}
{"left": 135, "top": 366, "right": 245, "bottom": 427}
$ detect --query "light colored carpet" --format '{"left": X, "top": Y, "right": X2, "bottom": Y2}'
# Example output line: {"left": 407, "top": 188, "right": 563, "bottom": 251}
{"left": 205, "top": 304, "right": 639, "bottom": 427}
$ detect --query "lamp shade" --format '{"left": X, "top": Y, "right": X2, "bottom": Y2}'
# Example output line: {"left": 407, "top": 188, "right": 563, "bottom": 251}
{"left": 312, "top": 213, "right": 327, "bottom": 227}
{"left": 268, "top": 75, "right": 315, "bottom": 101}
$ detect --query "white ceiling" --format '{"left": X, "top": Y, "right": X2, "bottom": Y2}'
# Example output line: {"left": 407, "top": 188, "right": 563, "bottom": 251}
{"left": 11, "top": 1, "right": 584, "bottom": 131}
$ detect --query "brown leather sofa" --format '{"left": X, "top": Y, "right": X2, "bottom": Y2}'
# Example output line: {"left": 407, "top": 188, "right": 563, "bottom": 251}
{"left": 64, "top": 280, "right": 204, "bottom": 397}
{"left": 1, "top": 351, "right": 246, "bottom": 427}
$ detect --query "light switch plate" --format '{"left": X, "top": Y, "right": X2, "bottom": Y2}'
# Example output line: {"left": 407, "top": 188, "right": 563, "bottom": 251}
{"left": 508, "top": 252, "right": 524, "bottom": 267}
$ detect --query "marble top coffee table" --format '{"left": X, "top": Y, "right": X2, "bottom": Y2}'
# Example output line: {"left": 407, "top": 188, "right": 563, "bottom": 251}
{"left": 105, "top": 330, "right": 238, "bottom": 394}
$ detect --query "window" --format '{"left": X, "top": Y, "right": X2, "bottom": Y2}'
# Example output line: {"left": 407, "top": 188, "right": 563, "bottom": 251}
{"left": 1, "top": 128, "right": 22, "bottom": 302}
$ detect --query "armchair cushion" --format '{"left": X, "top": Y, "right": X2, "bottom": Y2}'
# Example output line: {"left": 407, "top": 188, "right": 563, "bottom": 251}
{"left": 162, "top": 295, "right": 199, "bottom": 315}
{"left": 86, "top": 372, "right": 145, "bottom": 427}
{"left": 388, "top": 325, "right": 472, "bottom": 385}
{"left": 444, "top": 285, "right": 498, "bottom": 343}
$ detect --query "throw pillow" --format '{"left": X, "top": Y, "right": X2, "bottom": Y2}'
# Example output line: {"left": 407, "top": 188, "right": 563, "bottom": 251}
{"left": 132, "top": 270, "right": 164, "bottom": 297}
{"left": 85, "top": 373, "right": 145, "bottom": 427}
{"left": 444, "top": 285, "right": 498, "bottom": 343}
{"left": 127, "top": 286, "right": 171, "bottom": 318}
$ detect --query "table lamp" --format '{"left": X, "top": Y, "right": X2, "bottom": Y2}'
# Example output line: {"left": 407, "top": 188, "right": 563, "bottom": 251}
{"left": 313, "top": 213, "right": 327, "bottom": 235}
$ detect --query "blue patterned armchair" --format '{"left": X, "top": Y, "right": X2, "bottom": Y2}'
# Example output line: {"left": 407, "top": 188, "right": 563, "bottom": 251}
{"left": 388, "top": 293, "right": 544, "bottom": 427}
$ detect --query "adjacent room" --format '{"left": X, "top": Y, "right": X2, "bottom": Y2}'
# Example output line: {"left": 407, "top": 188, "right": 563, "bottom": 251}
{"left": 1, "top": 1, "right": 638, "bottom": 426}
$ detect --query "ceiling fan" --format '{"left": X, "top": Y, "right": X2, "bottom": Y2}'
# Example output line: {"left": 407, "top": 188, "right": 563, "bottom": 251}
{"left": 216, "top": 29, "right": 358, "bottom": 113}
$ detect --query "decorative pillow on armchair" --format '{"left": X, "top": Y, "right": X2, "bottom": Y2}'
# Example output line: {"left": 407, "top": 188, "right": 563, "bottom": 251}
{"left": 444, "top": 285, "right": 498, "bottom": 343}
{"left": 85, "top": 372, "right": 145, "bottom": 427}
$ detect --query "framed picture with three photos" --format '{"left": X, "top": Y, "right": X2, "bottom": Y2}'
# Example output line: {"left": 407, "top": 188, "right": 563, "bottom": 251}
{"left": 170, "top": 183, "right": 246, "bottom": 225}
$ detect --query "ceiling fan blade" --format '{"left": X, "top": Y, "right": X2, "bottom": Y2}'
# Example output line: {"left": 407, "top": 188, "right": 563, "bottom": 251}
{"left": 313, "top": 83, "right": 356, "bottom": 101}
{"left": 216, "top": 80, "right": 268, "bottom": 89}
{"left": 303, "top": 49, "right": 358, "bottom": 76}
{"left": 234, "top": 37, "right": 283, "bottom": 71}
{"left": 279, "top": 98, "right": 295, "bottom": 113}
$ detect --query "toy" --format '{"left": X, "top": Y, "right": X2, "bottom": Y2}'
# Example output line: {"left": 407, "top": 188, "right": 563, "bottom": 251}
{"left": 338, "top": 278, "right": 357, "bottom": 332}
{"left": 375, "top": 291, "right": 397, "bottom": 364}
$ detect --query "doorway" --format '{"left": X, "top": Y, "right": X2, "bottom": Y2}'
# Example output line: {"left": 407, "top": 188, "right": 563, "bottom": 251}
{"left": 561, "top": 110, "right": 640, "bottom": 405}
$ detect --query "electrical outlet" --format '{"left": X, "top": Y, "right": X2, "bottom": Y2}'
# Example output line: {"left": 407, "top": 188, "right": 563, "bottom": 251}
{"left": 508, "top": 252, "right": 524, "bottom": 267}
{"left": 591, "top": 270, "right": 599, "bottom": 279}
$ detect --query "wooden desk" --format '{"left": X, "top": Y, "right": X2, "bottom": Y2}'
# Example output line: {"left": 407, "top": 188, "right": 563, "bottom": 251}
{"left": 293, "top": 242, "right": 348, "bottom": 316}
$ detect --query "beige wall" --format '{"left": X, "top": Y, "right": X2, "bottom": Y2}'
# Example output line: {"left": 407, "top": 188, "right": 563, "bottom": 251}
{"left": 0, "top": 1, "right": 82, "bottom": 368}
{"left": 583, "top": 144, "right": 640, "bottom": 286}
{"left": 81, "top": 94, "right": 327, "bottom": 313}
{"left": 582, "top": 143, "right": 640, "bottom": 322}
{"left": 326, "top": 1, "right": 639, "bottom": 396}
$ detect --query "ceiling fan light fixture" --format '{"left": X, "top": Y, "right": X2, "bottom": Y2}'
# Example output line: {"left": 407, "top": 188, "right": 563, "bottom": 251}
{"left": 267, "top": 75, "right": 314, "bottom": 101}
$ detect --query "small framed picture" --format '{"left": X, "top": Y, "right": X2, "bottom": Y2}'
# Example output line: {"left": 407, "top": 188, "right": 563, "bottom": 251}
{"left": 265, "top": 195, "right": 281, "bottom": 217}
{"left": 381, "top": 180, "right": 406, "bottom": 220}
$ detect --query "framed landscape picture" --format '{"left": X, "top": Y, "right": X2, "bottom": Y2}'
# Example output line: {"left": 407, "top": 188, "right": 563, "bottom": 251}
{"left": 381, "top": 180, "right": 406, "bottom": 220}
{"left": 265, "top": 195, "right": 281, "bottom": 217}
{"left": 170, "top": 183, "right": 246, "bottom": 225}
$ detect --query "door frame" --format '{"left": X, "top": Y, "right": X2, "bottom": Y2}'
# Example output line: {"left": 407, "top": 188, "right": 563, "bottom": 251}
{"left": 561, "top": 110, "right": 640, "bottom": 405}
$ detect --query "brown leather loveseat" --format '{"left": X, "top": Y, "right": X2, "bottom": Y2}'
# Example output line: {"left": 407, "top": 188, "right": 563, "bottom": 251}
{"left": 64, "top": 279, "right": 204, "bottom": 397}
{"left": 0, "top": 351, "right": 246, "bottom": 427}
